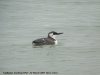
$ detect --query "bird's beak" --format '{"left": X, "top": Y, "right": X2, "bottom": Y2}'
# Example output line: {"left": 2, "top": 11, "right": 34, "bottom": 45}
{"left": 57, "top": 32, "right": 63, "bottom": 35}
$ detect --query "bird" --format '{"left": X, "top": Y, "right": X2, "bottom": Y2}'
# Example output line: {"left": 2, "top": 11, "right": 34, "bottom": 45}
{"left": 32, "top": 31, "right": 63, "bottom": 47}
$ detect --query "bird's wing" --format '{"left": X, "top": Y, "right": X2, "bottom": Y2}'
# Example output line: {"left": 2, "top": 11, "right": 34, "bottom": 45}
{"left": 33, "top": 38, "right": 46, "bottom": 45}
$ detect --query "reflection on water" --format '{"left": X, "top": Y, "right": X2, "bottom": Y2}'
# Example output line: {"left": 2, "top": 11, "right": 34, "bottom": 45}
{"left": 0, "top": 0, "right": 100, "bottom": 75}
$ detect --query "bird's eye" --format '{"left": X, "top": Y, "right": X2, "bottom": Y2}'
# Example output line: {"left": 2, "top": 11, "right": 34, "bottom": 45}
{"left": 53, "top": 32, "right": 57, "bottom": 35}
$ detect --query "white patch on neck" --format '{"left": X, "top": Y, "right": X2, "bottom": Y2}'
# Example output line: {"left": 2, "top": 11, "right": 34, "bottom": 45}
{"left": 54, "top": 40, "right": 58, "bottom": 45}
{"left": 49, "top": 33, "right": 56, "bottom": 39}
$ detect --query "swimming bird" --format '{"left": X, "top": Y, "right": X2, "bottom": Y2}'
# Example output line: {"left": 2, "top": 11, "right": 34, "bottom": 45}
{"left": 32, "top": 31, "right": 63, "bottom": 46}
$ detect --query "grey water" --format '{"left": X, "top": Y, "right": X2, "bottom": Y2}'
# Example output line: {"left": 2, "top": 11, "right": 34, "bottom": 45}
{"left": 0, "top": 0, "right": 100, "bottom": 75}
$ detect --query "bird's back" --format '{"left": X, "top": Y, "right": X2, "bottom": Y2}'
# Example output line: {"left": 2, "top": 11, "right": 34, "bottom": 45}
{"left": 32, "top": 38, "right": 55, "bottom": 46}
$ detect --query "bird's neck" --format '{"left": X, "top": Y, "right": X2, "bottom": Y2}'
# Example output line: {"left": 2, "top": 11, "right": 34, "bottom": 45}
{"left": 48, "top": 35, "right": 56, "bottom": 41}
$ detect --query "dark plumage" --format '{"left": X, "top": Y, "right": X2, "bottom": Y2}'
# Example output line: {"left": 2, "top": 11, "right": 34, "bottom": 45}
{"left": 32, "top": 38, "right": 55, "bottom": 46}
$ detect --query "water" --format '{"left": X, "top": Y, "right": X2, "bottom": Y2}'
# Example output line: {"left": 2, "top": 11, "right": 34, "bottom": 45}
{"left": 0, "top": 0, "right": 100, "bottom": 75}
